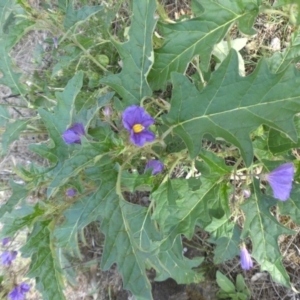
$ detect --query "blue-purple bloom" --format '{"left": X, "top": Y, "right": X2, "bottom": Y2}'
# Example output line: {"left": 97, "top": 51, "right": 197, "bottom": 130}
{"left": 53, "top": 37, "right": 58, "bottom": 49}
{"left": 266, "top": 162, "right": 294, "bottom": 201}
{"left": 66, "top": 188, "right": 77, "bottom": 197}
{"left": 145, "top": 160, "right": 164, "bottom": 175}
{"left": 8, "top": 283, "right": 30, "bottom": 300}
{"left": 62, "top": 123, "right": 85, "bottom": 144}
{"left": 2, "top": 237, "right": 10, "bottom": 246}
{"left": 103, "top": 106, "right": 112, "bottom": 118}
{"left": 240, "top": 244, "right": 253, "bottom": 271}
{"left": 1, "top": 251, "right": 17, "bottom": 266}
{"left": 122, "top": 105, "right": 155, "bottom": 147}
{"left": 243, "top": 190, "right": 251, "bottom": 199}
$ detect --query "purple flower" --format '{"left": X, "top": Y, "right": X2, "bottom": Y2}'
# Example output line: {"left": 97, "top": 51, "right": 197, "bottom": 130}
{"left": 53, "top": 37, "right": 58, "bottom": 49}
{"left": 122, "top": 105, "right": 155, "bottom": 147}
{"left": 2, "top": 237, "right": 10, "bottom": 246}
{"left": 103, "top": 106, "right": 112, "bottom": 118}
{"left": 266, "top": 162, "right": 294, "bottom": 201}
{"left": 1, "top": 251, "right": 17, "bottom": 266}
{"left": 8, "top": 283, "right": 30, "bottom": 300}
{"left": 240, "top": 245, "right": 253, "bottom": 271}
{"left": 62, "top": 123, "right": 85, "bottom": 144}
{"left": 243, "top": 190, "right": 251, "bottom": 199}
{"left": 66, "top": 188, "right": 77, "bottom": 197}
{"left": 145, "top": 160, "right": 164, "bottom": 175}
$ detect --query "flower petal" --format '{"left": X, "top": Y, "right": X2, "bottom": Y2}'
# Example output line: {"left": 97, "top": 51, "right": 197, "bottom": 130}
{"left": 267, "top": 162, "right": 294, "bottom": 201}
{"left": 145, "top": 160, "right": 164, "bottom": 175}
{"left": 20, "top": 283, "right": 30, "bottom": 293}
{"left": 240, "top": 246, "right": 253, "bottom": 270}
{"left": 122, "top": 105, "right": 143, "bottom": 130}
{"left": 71, "top": 123, "right": 85, "bottom": 135}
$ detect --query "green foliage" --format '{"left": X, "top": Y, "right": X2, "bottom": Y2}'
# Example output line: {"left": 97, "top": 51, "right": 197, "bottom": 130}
{"left": 101, "top": 0, "right": 157, "bottom": 106}
{"left": 1, "top": 119, "right": 29, "bottom": 155}
{"left": 241, "top": 179, "right": 294, "bottom": 287}
{"left": 63, "top": 3, "right": 104, "bottom": 29}
{"left": 164, "top": 50, "right": 300, "bottom": 166}
{"left": 0, "top": 180, "right": 28, "bottom": 218}
{"left": 267, "top": 31, "right": 300, "bottom": 73}
{"left": 148, "top": 0, "right": 258, "bottom": 90}
{"left": 21, "top": 221, "right": 65, "bottom": 300}
{"left": 206, "top": 215, "right": 241, "bottom": 264}
{"left": 0, "top": 0, "right": 27, "bottom": 97}
{"left": 278, "top": 184, "right": 300, "bottom": 225}
{"left": 216, "top": 271, "right": 250, "bottom": 300}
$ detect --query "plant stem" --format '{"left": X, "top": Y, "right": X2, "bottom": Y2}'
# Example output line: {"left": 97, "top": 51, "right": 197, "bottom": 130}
{"left": 260, "top": 8, "right": 289, "bottom": 18}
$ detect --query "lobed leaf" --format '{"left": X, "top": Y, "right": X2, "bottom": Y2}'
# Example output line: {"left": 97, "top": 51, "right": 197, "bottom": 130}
{"left": 100, "top": 196, "right": 202, "bottom": 299}
{"left": 0, "top": 105, "right": 10, "bottom": 126}
{"left": 37, "top": 72, "right": 84, "bottom": 162}
{"left": 1, "top": 119, "right": 29, "bottom": 155}
{"left": 268, "top": 117, "right": 300, "bottom": 155}
{"left": 0, "top": 204, "right": 44, "bottom": 238}
{"left": 152, "top": 177, "right": 220, "bottom": 243}
{"left": 101, "top": 0, "right": 157, "bottom": 106}
{"left": 63, "top": 4, "right": 104, "bottom": 29}
{"left": 241, "top": 179, "right": 294, "bottom": 287}
{"left": 0, "top": 180, "right": 28, "bottom": 218}
{"left": 148, "top": 0, "right": 258, "bottom": 89}
{"left": 278, "top": 184, "right": 300, "bottom": 225}
{"left": 164, "top": 50, "right": 300, "bottom": 166}
{"left": 47, "top": 142, "right": 110, "bottom": 198}
{"left": 21, "top": 221, "right": 65, "bottom": 300}
{"left": 266, "top": 31, "right": 300, "bottom": 74}
{"left": 205, "top": 215, "right": 241, "bottom": 264}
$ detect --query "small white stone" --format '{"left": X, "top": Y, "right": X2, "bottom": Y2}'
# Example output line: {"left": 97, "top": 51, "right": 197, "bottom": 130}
{"left": 270, "top": 37, "right": 281, "bottom": 51}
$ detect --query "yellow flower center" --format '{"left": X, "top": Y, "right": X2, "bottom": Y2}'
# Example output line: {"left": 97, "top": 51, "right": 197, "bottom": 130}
{"left": 133, "top": 124, "right": 144, "bottom": 133}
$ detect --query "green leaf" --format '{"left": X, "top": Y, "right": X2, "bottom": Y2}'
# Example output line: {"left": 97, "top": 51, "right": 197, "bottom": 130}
{"left": 199, "top": 149, "right": 232, "bottom": 176}
{"left": 6, "top": 19, "right": 35, "bottom": 49}
{"left": 152, "top": 177, "right": 218, "bottom": 241}
{"left": 36, "top": 109, "right": 68, "bottom": 162}
{"left": 28, "top": 143, "right": 59, "bottom": 163}
{"left": 278, "top": 184, "right": 300, "bottom": 225}
{"left": 0, "top": 180, "right": 28, "bottom": 218}
{"left": 101, "top": 0, "right": 157, "bottom": 106}
{"left": 0, "top": 43, "right": 25, "bottom": 96}
{"left": 241, "top": 179, "right": 294, "bottom": 287}
{"left": 266, "top": 31, "right": 300, "bottom": 73}
{"left": 54, "top": 186, "right": 110, "bottom": 257}
{"left": 0, "top": 204, "right": 44, "bottom": 238}
{"left": 100, "top": 197, "right": 202, "bottom": 299}
{"left": 0, "top": 0, "right": 26, "bottom": 98}
{"left": 47, "top": 142, "right": 109, "bottom": 198}
{"left": 1, "top": 119, "right": 29, "bottom": 155}
{"left": 216, "top": 271, "right": 236, "bottom": 293}
{"left": 53, "top": 71, "right": 84, "bottom": 132}
{"left": 148, "top": 0, "right": 258, "bottom": 89}
{"left": 0, "top": 105, "right": 10, "bottom": 126}
{"left": 0, "top": 0, "right": 13, "bottom": 36}
{"left": 164, "top": 50, "right": 300, "bottom": 166}
{"left": 21, "top": 221, "right": 65, "bottom": 300}
{"left": 63, "top": 4, "right": 104, "bottom": 29}
{"left": 121, "top": 170, "right": 154, "bottom": 192}
{"left": 236, "top": 274, "right": 250, "bottom": 295}
{"left": 37, "top": 72, "right": 84, "bottom": 162}
{"left": 273, "top": 0, "right": 298, "bottom": 8}
{"left": 268, "top": 116, "right": 300, "bottom": 154}
{"left": 206, "top": 215, "right": 241, "bottom": 264}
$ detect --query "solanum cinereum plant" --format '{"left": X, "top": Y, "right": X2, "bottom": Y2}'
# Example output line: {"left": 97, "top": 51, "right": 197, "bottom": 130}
{"left": 1, "top": 0, "right": 300, "bottom": 299}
